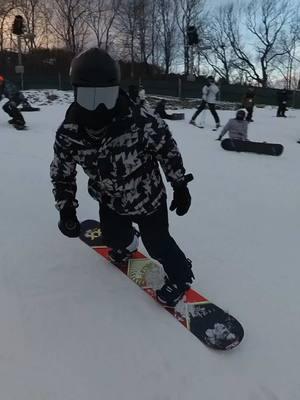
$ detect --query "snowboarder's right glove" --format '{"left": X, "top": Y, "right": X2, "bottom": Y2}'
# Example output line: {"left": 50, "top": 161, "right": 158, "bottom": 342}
{"left": 58, "top": 207, "right": 80, "bottom": 238}
{"left": 170, "top": 182, "right": 191, "bottom": 216}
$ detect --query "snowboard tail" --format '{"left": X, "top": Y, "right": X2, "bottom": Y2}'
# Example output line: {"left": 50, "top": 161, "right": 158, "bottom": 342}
{"left": 221, "top": 138, "right": 284, "bottom": 156}
{"left": 80, "top": 219, "right": 244, "bottom": 350}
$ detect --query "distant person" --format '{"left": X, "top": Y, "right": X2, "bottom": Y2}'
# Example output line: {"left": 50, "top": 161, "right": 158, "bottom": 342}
{"left": 242, "top": 87, "right": 255, "bottom": 122}
{"left": 128, "top": 84, "right": 139, "bottom": 103}
{"left": 217, "top": 109, "right": 248, "bottom": 141}
{"left": 189, "top": 76, "right": 220, "bottom": 129}
{"left": 0, "top": 75, "right": 26, "bottom": 129}
{"left": 276, "top": 89, "right": 288, "bottom": 117}
{"left": 154, "top": 99, "right": 185, "bottom": 121}
{"left": 138, "top": 84, "right": 146, "bottom": 106}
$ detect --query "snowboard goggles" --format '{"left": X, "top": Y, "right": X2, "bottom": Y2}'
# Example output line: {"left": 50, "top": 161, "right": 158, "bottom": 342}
{"left": 76, "top": 86, "right": 119, "bottom": 111}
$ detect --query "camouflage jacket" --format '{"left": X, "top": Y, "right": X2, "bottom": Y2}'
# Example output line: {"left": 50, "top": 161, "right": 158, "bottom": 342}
{"left": 50, "top": 95, "right": 188, "bottom": 216}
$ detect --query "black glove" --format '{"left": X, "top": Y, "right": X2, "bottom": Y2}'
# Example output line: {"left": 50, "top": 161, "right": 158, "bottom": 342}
{"left": 170, "top": 184, "right": 191, "bottom": 216}
{"left": 58, "top": 207, "right": 80, "bottom": 238}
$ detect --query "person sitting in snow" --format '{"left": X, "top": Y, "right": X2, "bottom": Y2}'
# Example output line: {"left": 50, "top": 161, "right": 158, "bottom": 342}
{"left": 0, "top": 75, "right": 26, "bottom": 129}
{"left": 217, "top": 109, "right": 249, "bottom": 141}
{"left": 50, "top": 48, "right": 195, "bottom": 307}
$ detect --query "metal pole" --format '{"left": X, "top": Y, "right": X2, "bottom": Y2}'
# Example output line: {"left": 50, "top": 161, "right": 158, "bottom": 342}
{"left": 17, "top": 35, "right": 24, "bottom": 90}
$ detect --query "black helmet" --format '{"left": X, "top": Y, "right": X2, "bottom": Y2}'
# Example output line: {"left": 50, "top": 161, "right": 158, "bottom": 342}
{"left": 70, "top": 48, "right": 120, "bottom": 112}
{"left": 70, "top": 47, "right": 120, "bottom": 87}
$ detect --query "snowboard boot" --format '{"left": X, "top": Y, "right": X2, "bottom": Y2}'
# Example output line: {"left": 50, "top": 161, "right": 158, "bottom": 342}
{"left": 216, "top": 122, "right": 221, "bottom": 129}
{"left": 108, "top": 231, "right": 139, "bottom": 267}
{"left": 156, "top": 259, "right": 194, "bottom": 307}
{"left": 108, "top": 248, "right": 135, "bottom": 266}
{"left": 13, "top": 120, "right": 26, "bottom": 130}
{"left": 189, "top": 119, "right": 196, "bottom": 126}
{"left": 8, "top": 118, "right": 16, "bottom": 124}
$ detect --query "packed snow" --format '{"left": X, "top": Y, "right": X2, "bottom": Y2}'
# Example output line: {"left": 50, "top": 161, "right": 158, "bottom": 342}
{"left": 0, "top": 92, "right": 299, "bottom": 400}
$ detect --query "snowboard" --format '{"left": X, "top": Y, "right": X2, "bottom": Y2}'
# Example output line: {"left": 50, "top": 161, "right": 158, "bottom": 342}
{"left": 221, "top": 138, "right": 284, "bottom": 156}
{"left": 12, "top": 123, "right": 27, "bottom": 130}
{"left": 194, "top": 123, "right": 220, "bottom": 131}
{"left": 19, "top": 106, "right": 40, "bottom": 112}
{"left": 79, "top": 219, "right": 244, "bottom": 351}
{"left": 8, "top": 120, "right": 27, "bottom": 130}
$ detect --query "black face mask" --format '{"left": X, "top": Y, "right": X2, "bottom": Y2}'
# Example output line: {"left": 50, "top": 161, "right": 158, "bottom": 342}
{"left": 75, "top": 102, "right": 118, "bottom": 132}
{"left": 236, "top": 113, "right": 245, "bottom": 121}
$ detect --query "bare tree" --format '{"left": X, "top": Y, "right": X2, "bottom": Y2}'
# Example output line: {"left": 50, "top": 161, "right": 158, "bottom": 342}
{"left": 223, "top": 0, "right": 293, "bottom": 87}
{"left": 50, "top": 0, "right": 91, "bottom": 54}
{"left": 86, "top": 0, "right": 121, "bottom": 50}
{"left": 275, "top": 8, "right": 300, "bottom": 88}
{"left": 157, "top": 0, "right": 178, "bottom": 74}
{"left": 200, "top": 5, "right": 238, "bottom": 83}
{"left": 116, "top": 0, "right": 140, "bottom": 77}
{"left": 174, "top": 0, "right": 207, "bottom": 75}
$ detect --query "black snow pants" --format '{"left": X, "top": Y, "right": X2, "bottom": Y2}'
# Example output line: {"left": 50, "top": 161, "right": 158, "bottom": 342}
{"left": 2, "top": 93, "right": 25, "bottom": 124}
{"left": 277, "top": 103, "right": 287, "bottom": 117}
{"left": 99, "top": 199, "right": 193, "bottom": 285}
{"left": 191, "top": 100, "right": 220, "bottom": 123}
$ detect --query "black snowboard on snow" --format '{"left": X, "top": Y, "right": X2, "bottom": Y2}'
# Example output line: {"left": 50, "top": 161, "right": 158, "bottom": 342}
{"left": 19, "top": 106, "right": 40, "bottom": 112}
{"left": 221, "top": 138, "right": 284, "bottom": 156}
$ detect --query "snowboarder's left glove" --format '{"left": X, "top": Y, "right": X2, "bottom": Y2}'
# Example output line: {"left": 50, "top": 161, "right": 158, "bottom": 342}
{"left": 170, "top": 183, "right": 191, "bottom": 216}
{"left": 58, "top": 207, "right": 80, "bottom": 238}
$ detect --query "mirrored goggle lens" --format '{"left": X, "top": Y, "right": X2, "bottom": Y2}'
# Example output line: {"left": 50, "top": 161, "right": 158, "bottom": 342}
{"left": 76, "top": 86, "right": 119, "bottom": 111}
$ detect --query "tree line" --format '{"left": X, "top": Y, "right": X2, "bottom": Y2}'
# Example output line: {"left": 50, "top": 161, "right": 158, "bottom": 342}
{"left": 1, "top": 0, "right": 300, "bottom": 88}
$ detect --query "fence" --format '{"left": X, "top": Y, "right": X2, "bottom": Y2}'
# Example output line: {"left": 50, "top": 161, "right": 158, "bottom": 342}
{"left": 7, "top": 73, "right": 300, "bottom": 108}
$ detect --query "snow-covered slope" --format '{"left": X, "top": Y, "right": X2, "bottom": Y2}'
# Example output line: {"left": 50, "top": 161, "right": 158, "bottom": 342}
{"left": 0, "top": 97, "right": 299, "bottom": 400}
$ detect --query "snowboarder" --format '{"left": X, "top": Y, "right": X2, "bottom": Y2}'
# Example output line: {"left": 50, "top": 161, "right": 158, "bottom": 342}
{"left": 189, "top": 76, "right": 220, "bottom": 129}
{"left": 276, "top": 89, "right": 288, "bottom": 117}
{"left": 217, "top": 109, "right": 248, "bottom": 141}
{"left": 154, "top": 99, "right": 170, "bottom": 118}
{"left": 128, "top": 84, "right": 139, "bottom": 103}
{"left": 242, "top": 86, "right": 255, "bottom": 122}
{"left": 0, "top": 75, "right": 26, "bottom": 129}
{"left": 138, "top": 84, "right": 146, "bottom": 106}
{"left": 50, "top": 47, "right": 195, "bottom": 307}
{"left": 154, "top": 99, "right": 184, "bottom": 120}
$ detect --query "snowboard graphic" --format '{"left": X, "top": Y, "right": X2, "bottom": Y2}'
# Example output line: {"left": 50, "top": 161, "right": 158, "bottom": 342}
{"left": 80, "top": 219, "right": 244, "bottom": 351}
{"left": 221, "top": 138, "right": 284, "bottom": 156}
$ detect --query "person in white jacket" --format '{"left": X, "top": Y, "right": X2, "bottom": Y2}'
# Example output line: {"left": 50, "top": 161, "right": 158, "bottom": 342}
{"left": 190, "top": 76, "right": 220, "bottom": 128}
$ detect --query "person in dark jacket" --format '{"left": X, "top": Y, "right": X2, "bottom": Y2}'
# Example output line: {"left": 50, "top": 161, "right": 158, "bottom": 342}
{"left": 277, "top": 89, "right": 288, "bottom": 117}
{"left": 50, "top": 48, "right": 194, "bottom": 307}
{"left": 242, "top": 87, "right": 256, "bottom": 122}
{"left": 0, "top": 75, "right": 26, "bottom": 129}
{"left": 128, "top": 84, "right": 139, "bottom": 103}
{"left": 154, "top": 99, "right": 169, "bottom": 118}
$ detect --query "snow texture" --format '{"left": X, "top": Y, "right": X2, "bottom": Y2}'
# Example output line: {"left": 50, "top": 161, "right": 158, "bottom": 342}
{"left": 0, "top": 93, "right": 299, "bottom": 400}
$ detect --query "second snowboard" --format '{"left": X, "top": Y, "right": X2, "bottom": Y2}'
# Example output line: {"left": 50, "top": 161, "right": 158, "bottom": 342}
{"left": 221, "top": 138, "right": 284, "bottom": 156}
